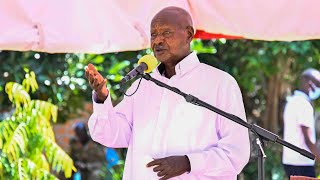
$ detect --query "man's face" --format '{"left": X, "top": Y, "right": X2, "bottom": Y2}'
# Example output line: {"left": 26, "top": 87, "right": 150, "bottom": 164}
{"left": 307, "top": 77, "right": 320, "bottom": 100}
{"left": 309, "top": 77, "right": 320, "bottom": 91}
{"left": 150, "top": 18, "right": 189, "bottom": 64}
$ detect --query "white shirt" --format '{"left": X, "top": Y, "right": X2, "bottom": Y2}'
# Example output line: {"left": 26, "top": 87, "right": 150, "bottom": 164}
{"left": 282, "top": 90, "right": 316, "bottom": 165}
{"left": 88, "top": 52, "right": 250, "bottom": 179}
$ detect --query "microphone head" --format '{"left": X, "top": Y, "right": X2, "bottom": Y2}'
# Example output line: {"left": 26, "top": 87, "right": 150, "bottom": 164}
{"left": 138, "top": 55, "right": 158, "bottom": 73}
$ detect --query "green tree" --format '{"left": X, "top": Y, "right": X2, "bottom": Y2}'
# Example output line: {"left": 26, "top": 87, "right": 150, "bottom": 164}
{"left": 0, "top": 71, "right": 76, "bottom": 179}
{"left": 0, "top": 50, "right": 150, "bottom": 122}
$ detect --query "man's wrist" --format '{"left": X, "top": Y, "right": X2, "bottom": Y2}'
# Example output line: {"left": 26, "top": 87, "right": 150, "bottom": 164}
{"left": 94, "top": 91, "right": 108, "bottom": 103}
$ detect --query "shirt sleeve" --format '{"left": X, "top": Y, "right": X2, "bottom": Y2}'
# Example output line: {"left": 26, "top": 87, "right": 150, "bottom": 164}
{"left": 297, "top": 100, "right": 314, "bottom": 128}
{"left": 186, "top": 75, "right": 250, "bottom": 176}
{"left": 88, "top": 83, "right": 138, "bottom": 148}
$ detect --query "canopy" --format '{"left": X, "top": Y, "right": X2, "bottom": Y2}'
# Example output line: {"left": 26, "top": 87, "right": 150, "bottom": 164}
{"left": 0, "top": 0, "right": 319, "bottom": 53}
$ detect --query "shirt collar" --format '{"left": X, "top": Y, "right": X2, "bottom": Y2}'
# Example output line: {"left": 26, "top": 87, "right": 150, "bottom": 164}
{"left": 293, "top": 90, "right": 310, "bottom": 102}
{"left": 155, "top": 51, "right": 200, "bottom": 77}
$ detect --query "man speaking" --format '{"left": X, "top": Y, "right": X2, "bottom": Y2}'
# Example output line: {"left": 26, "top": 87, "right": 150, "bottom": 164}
{"left": 85, "top": 6, "right": 250, "bottom": 180}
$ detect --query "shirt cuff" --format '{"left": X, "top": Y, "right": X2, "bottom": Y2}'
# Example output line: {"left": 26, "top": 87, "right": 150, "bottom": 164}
{"left": 186, "top": 152, "right": 206, "bottom": 174}
{"left": 92, "top": 91, "right": 113, "bottom": 116}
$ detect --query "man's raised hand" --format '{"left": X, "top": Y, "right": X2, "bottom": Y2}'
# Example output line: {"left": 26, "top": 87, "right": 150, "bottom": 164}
{"left": 85, "top": 63, "right": 109, "bottom": 103}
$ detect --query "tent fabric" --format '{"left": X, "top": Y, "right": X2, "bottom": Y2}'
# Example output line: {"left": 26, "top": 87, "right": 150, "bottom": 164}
{"left": 0, "top": 0, "right": 319, "bottom": 53}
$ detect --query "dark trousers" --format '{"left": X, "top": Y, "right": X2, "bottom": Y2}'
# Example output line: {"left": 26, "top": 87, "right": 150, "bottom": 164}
{"left": 283, "top": 164, "right": 316, "bottom": 179}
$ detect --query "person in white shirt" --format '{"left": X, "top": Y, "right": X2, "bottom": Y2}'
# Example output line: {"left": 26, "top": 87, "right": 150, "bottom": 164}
{"left": 85, "top": 6, "right": 250, "bottom": 180}
{"left": 282, "top": 68, "right": 320, "bottom": 178}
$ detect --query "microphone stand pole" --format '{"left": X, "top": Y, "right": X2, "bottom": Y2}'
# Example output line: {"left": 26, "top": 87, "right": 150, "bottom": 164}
{"left": 133, "top": 73, "right": 315, "bottom": 180}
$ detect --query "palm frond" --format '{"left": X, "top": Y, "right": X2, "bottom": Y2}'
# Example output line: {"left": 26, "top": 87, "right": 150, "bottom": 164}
{"left": 17, "top": 158, "right": 29, "bottom": 180}
{"left": 17, "top": 158, "right": 58, "bottom": 180}
{"left": 22, "top": 71, "right": 38, "bottom": 93}
{"left": 45, "top": 139, "right": 76, "bottom": 178}
{"left": 2, "top": 122, "right": 28, "bottom": 163}
{"left": 43, "top": 122, "right": 56, "bottom": 142}
{"left": 27, "top": 140, "right": 50, "bottom": 173}
{"left": 24, "top": 100, "right": 57, "bottom": 141}
{"left": 39, "top": 154, "right": 50, "bottom": 172}
{"left": 0, "top": 155, "right": 4, "bottom": 180}
{"left": 5, "top": 82, "right": 30, "bottom": 108}
{"left": 0, "top": 119, "right": 17, "bottom": 150}
{"left": 26, "top": 100, "right": 58, "bottom": 123}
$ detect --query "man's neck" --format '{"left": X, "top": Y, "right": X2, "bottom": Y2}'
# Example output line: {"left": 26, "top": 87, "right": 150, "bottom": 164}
{"left": 163, "top": 51, "right": 192, "bottom": 78}
{"left": 298, "top": 88, "right": 309, "bottom": 96}
{"left": 164, "top": 66, "right": 176, "bottom": 78}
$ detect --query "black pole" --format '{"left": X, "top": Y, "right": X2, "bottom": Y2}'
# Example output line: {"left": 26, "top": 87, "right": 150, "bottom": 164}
{"left": 258, "top": 149, "right": 265, "bottom": 180}
{"left": 124, "top": 73, "right": 315, "bottom": 180}
{"left": 256, "top": 138, "right": 266, "bottom": 180}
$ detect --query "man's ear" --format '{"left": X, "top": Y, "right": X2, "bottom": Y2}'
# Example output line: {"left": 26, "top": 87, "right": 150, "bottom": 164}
{"left": 186, "top": 26, "right": 194, "bottom": 43}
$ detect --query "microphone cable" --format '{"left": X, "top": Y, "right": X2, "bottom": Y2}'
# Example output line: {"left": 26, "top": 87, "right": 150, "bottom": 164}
{"left": 120, "top": 76, "right": 143, "bottom": 97}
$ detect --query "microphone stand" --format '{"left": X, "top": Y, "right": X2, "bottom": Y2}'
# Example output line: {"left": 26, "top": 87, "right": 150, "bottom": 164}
{"left": 127, "top": 73, "right": 315, "bottom": 180}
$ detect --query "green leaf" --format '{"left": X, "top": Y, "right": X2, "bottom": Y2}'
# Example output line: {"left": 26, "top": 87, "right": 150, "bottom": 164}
{"left": 108, "top": 60, "right": 130, "bottom": 74}
{"left": 93, "top": 55, "right": 104, "bottom": 64}
{"left": 3, "top": 122, "right": 28, "bottom": 163}
{"left": 5, "top": 82, "right": 30, "bottom": 108}
{"left": 44, "top": 139, "right": 76, "bottom": 178}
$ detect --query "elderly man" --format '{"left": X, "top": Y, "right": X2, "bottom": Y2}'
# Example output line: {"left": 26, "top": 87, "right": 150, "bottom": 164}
{"left": 282, "top": 68, "right": 320, "bottom": 178}
{"left": 85, "top": 6, "right": 250, "bottom": 180}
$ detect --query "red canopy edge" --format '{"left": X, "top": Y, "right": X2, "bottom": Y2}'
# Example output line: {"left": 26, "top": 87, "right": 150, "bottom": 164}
{"left": 194, "top": 30, "right": 243, "bottom": 40}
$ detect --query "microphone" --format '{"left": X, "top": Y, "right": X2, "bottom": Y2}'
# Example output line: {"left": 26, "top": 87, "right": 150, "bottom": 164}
{"left": 120, "top": 55, "right": 158, "bottom": 84}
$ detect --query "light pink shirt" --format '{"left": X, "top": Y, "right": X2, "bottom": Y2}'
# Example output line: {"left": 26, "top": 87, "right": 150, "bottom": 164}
{"left": 88, "top": 52, "right": 250, "bottom": 180}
